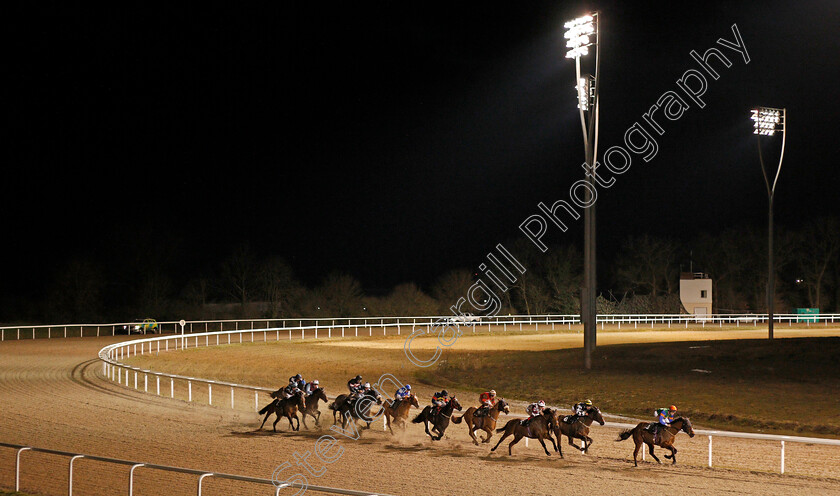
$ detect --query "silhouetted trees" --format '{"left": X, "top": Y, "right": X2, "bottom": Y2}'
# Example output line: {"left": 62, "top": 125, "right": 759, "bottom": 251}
{"left": 8, "top": 216, "right": 839, "bottom": 324}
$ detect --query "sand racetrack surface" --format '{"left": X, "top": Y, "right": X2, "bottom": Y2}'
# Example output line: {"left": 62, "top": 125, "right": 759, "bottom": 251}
{"left": 1, "top": 332, "right": 839, "bottom": 495}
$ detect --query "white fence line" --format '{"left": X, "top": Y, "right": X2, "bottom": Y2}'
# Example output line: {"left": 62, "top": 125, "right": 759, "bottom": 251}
{"left": 0, "top": 442, "right": 394, "bottom": 496}
{"left": 2, "top": 312, "right": 838, "bottom": 341}
{"left": 97, "top": 322, "right": 840, "bottom": 476}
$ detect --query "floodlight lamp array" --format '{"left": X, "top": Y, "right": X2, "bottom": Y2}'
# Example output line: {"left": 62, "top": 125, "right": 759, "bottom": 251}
{"left": 564, "top": 14, "right": 596, "bottom": 59}
{"left": 751, "top": 108, "right": 784, "bottom": 136}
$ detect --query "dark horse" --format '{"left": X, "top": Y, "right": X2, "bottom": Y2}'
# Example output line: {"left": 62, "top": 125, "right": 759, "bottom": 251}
{"left": 491, "top": 408, "right": 559, "bottom": 456}
{"left": 330, "top": 389, "right": 382, "bottom": 429}
{"left": 452, "top": 398, "right": 510, "bottom": 445}
{"left": 301, "top": 387, "right": 329, "bottom": 429}
{"left": 381, "top": 393, "right": 420, "bottom": 434}
{"left": 411, "top": 396, "right": 462, "bottom": 441}
{"left": 552, "top": 405, "right": 605, "bottom": 457}
{"left": 258, "top": 390, "right": 306, "bottom": 432}
{"left": 616, "top": 417, "right": 695, "bottom": 466}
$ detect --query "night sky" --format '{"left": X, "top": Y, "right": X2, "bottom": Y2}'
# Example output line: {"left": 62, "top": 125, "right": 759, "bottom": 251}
{"left": 5, "top": 1, "right": 840, "bottom": 302}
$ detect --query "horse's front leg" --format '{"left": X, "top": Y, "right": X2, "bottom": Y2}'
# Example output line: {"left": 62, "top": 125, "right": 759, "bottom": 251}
{"left": 508, "top": 433, "right": 523, "bottom": 455}
{"left": 538, "top": 437, "right": 552, "bottom": 456}
{"left": 570, "top": 435, "right": 584, "bottom": 452}
{"left": 647, "top": 443, "right": 661, "bottom": 464}
{"left": 582, "top": 435, "right": 593, "bottom": 453}
{"left": 665, "top": 445, "right": 677, "bottom": 463}
{"left": 491, "top": 430, "right": 510, "bottom": 452}
{"left": 547, "top": 434, "right": 559, "bottom": 454}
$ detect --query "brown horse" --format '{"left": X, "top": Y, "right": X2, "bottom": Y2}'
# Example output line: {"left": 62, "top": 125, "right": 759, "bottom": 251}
{"left": 491, "top": 408, "right": 559, "bottom": 456}
{"left": 301, "top": 387, "right": 329, "bottom": 429}
{"left": 452, "top": 398, "right": 510, "bottom": 445}
{"left": 332, "top": 389, "right": 382, "bottom": 429}
{"left": 552, "top": 406, "right": 605, "bottom": 457}
{"left": 381, "top": 393, "right": 420, "bottom": 433}
{"left": 411, "top": 396, "right": 462, "bottom": 441}
{"left": 616, "top": 417, "right": 695, "bottom": 466}
{"left": 257, "top": 390, "right": 306, "bottom": 432}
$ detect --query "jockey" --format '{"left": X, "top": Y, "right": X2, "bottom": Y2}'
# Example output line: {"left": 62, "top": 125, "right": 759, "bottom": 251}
{"left": 304, "top": 379, "right": 320, "bottom": 396}
{"left": 282, "top": 380, "right": 301, "bottom": 399}
{"left": 475, "top": 390, "right": 497, "bottom": 417}
{"left": 393, "top": 384, "right": 411, "bottom": 407}
{"left": 522, "top": 400, "right": 545, "bottom": 426}
{"left": 648, "top": 405, "right": 677, "bottom": 433}
{"left": 572, "top": 399, "right": 593, "bottom": 417}
{"left": 348, "top": 375, "right": 363, "bottom": 394}
{"left": 289, "top": 374, "right": 306, "bottom": 391}
{"left": 431, "top": 390, "right": 449, "bottom": 412}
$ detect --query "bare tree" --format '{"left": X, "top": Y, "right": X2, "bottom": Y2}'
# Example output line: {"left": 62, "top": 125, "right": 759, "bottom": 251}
{"left": 257, "top": 256, "right": 299, "bottom": 318}
{"left": 615, "top": 235, "right": 678, "bottom": 297}
{"left": 796, "top": 217, "right": 840, "bottom": 309}
{"left": 431, "top": 269, "right": 474, "bottom": 313}
{"left": 317, "top": 272, "right": 363, "bottom": 317}
{"left": 220, "top": 243, "right": 255, "bottom": 309}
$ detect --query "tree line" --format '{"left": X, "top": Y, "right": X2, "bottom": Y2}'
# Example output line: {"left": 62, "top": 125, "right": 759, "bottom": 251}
{"left": 4, "top": 217, "right": 838, "bottom": 324}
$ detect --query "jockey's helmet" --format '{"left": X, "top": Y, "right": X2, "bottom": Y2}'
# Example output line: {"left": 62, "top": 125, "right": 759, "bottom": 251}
{"left": 538, "top": 400, "right": 546, "bottom": 408}
{"left": 490, "top": 390, "right": 496, "bottom": 396}
{"left": 441, "top": 390, "right": 449, "bottom": 397}
{"left": 295, "top": 374, "right": 302, "bottom": 380}
{"left": 363, "top": 382, "right": 371, "bottom": 389}
{"left": 669, "top": 405, "right": 677, "bottom": 411}
{"left": 355, "top": 375, "right": 362, "bottom": 381}
{"left": 312, "top": 379, "right": 319, "bottom": 385}
{"left": 584, "top": 399, "right": 593, "bottom": 406}
{"left": 405, "top": 384, "right": 411, "bottom": 390}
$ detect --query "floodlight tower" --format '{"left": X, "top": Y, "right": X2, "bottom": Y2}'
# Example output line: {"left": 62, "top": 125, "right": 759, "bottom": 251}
{"left": 564, "top": 12, "right": 600, "bottom": 369}
{"left": 751, "top": 107, "right": 786, "bottom": 340}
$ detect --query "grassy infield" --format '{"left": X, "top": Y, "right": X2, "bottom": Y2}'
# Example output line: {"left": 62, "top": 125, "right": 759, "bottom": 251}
{"left": 124, "top": 329, "right": 840, "bottom": 439}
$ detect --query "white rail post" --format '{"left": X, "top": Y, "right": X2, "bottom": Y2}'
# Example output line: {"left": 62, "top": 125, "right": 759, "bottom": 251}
{"left": 157, "top": 376, "right": 160, "bottom": 395}
{"left": 231, "top": 387, "right": 235, "bottom": 409}
{"left": 129, "top": 463, "right": 144, "bottom": 496}
{"left": 68, "top": 454, "right": 84, "bottom": 496}
{"left": 255, "top": 391, "right": 259, "bottom": 411}
{"left": 208, "top": 384, "right": 212, "bottom": 405}
{"left": 188, "top": 381, "right": 192, "bottom": 402}
{"left": 15, "top": 447, "right": 31, "bottom": 491}
{"left": 197, "top": 473, "right": 213, "bottom": 496}
{"left": 708, "top": 435, "right": 712, "bottom": 467}
{"left": 781, "top": 440, "right": 785, "bottom": 474}
{"left": 144, "top": 374, "right": 148, "bottom": 392}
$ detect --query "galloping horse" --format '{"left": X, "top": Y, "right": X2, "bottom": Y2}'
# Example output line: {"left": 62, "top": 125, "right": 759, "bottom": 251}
{"left": 300, "top": 387, "right": 329, "bottom": 429}
{"left": 452, "top": 398, "right": 510, "bottom": 445}
{"left": 381, "top": 393, "right": 420, "bottom": 434}
{"left": 491, "top": 408, "right": 559, "bottom": 456}
{"left": 552, "top": 405, "right": 605, "bottom": 457}
{"left": 332, "top": 389, "right": 382, "bottom": 429}
{"left": 257, "top": 390, "right": 306, "bottom": 432}
{"left": 411, "top": 396, "right": 462, "bottom": 441}
{"left": 616, "top": 417, "right": 695, "bottom": 466}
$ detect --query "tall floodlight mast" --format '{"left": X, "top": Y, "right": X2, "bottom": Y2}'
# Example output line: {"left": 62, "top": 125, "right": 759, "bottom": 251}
{"left": 564, "top": 13, "right": 600, "bottom": 369}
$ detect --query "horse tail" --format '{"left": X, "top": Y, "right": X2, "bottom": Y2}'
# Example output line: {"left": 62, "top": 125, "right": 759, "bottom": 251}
{"left": 258, "top": 402, "right": 273, "bottom": 415}
{"left": 452, "top": 414, "right": 463, "bottom": 424}
{"left": 328, "top": 402, "right": 336, "bottom": 411}
{"left": 411, "top": 412, "right": 425, "bottom": 424}
{"left": 616, "top": 428, "right": 634, "bottom": 442}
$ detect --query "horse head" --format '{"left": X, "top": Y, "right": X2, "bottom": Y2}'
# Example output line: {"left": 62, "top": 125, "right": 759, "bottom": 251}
{"left": 497, "top": 398, "right": 510, "bottom": 414}
{"left": 294, "top": 391, "right": 306, "bottom": 409}
{"left": 588, "top": 406, "right": 605, "bottom": 426}
{"left": 409, "top": 393, "right": 420, "bottom": 408}
{"left": 314, "top": 387, "right": 328, "bottom": 402}
{"left": 450, "top": 396, "right": 462, "bottom": 411}
{"left": 677, "top": 417, "right": 695, "bottom": 437}
{"left": 270, "top": 388, "right": 283, "bottom": 399}
{"left": 543, "top": 408, "right": 559, "bottom": 428}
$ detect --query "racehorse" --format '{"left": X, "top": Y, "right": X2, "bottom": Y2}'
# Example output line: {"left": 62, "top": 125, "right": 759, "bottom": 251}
{"left": 616, "top": 417, "right": 695, "bottom": 466}
{"left": 257, "top": 390, "right": 306, "bottom": 432}
{"left": 331, "top": 389, "right": 383, "bottom": 429}
{"left": 552, "top": 405, "right": 605, "bottom": 457}
{"left": 491, "top": 408, "right": 559, "bottom": 456}
{"left": 452, "top": 398, "right": 510, "bottom": 445}
{"left": 329, "top": 394, "right": 350, "bottom": 425}
{"left": 411, "top": 396, "right": 462, "bottom": 441}
{"left": 381, "top": 393, "right": 420, "bottom": 434}
{"left": 300, "top": 387, "right": 329, "bottom": 429}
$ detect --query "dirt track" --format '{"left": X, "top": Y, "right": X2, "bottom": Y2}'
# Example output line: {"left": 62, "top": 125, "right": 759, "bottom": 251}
{"left": 1, "top": 335, "right": 839, "bottom": 495}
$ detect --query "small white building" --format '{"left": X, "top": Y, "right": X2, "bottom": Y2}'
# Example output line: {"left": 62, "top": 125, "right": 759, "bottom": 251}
{"left": 680, "top": 272, "right": 712, "bottom": 317}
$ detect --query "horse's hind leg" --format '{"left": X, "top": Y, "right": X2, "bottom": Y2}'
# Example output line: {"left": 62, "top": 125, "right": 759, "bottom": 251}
{"left": 665, "top": 446, "right": 677, "bottom": 463}
{"left": 538, "top": 437, "right": 552, "bottom": 456}
{"left": 480, "top": 427, "right": 493, "bottom": 443}
{"left": 508, "top": 433, "right": 523, "bottom": 456}
{"left": 583, "top": 435, "right": 594, "bottom": 454}
{"left": 491, "top": 431, "right": 510, "bottom": 452}
{"left": 569, "top": 435, "right": 584, "bottom": 452}
{"left": 258, "top": 412, "right": 270, "bottom": 431}
{"left": 632, "top": 440, "right": 641, "bottom": 466}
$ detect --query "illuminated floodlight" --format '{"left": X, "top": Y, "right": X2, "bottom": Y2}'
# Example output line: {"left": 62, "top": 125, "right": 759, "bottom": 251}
{"left": 564, "top": 13, "right": 596, "bottom": 59}
{"left": 751, "top": 107, "right": 784, "bottom": 136}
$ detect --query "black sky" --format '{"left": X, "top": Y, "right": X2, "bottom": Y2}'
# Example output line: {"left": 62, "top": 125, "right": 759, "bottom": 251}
{"left": 5, "top": 1, "right": 840, "bottom": 301}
